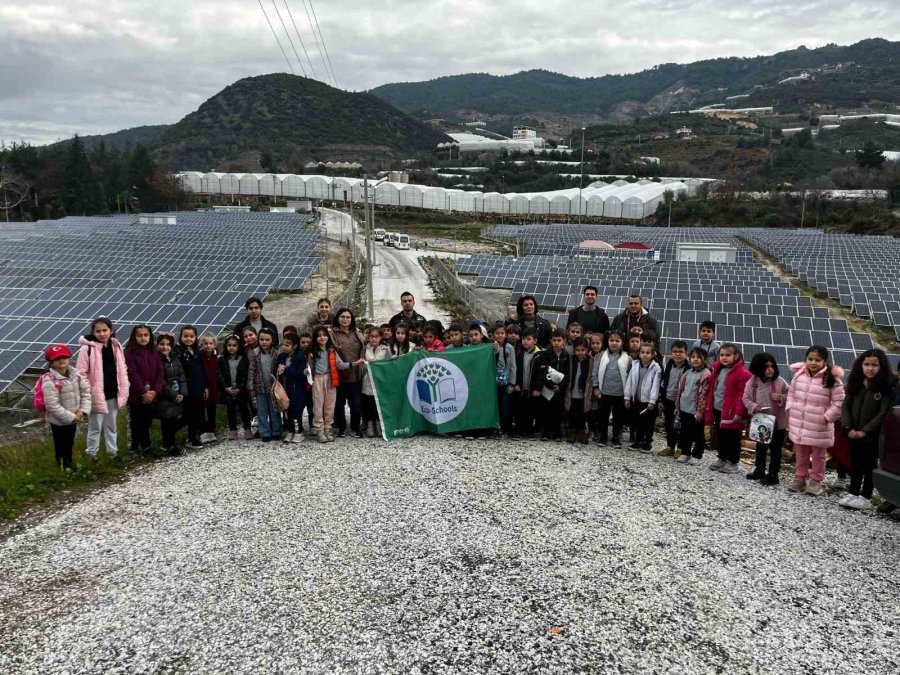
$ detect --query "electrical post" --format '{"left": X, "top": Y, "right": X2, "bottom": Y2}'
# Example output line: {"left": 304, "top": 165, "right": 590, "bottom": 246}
{"left": 363, "top": 177, "right": 374, "bottom": 317}
{"left": 349, "top": 197, "right": 356, "bottom": 262}
{"left": 578, "top": 127, "right": 586, "bottom": 224}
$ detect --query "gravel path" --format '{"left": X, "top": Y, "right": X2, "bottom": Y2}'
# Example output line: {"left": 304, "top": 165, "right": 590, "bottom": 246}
{"left": 1, "top": 436, "right": 898, "bottom": 674}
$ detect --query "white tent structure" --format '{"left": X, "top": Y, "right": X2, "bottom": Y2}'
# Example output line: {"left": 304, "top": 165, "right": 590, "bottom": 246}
{"left": 177, "top": 172, "right": 692, "bottom": 220}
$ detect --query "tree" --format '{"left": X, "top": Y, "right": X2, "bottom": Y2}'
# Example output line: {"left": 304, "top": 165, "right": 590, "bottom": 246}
{"left": 62, "top": 135, "right": 98, "bottom": 215}
{"left": 856, "top": 141, "right": 886, "bottom": 170}
{"left": 0, "top": 167, "right": 30, "bottom": 221}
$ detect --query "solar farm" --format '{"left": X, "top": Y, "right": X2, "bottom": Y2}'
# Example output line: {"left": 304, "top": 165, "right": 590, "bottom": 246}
{"left": 0, "top": 211, "right": 321, "bottom": 394}
{"left": 460, "top": 225, "right": 900, "bottom": 371}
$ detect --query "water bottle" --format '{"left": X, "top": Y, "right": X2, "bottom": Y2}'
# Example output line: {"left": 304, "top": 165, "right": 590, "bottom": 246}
{"left": 171, "top": 378, "right": 180, "bottom": 393}
{"left": 674, "top": 414, "right": 681, "bottom": 431}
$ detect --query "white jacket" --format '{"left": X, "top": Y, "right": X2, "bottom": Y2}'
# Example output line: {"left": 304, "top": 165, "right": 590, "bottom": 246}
{"left": 624, "top": 360, "right": 662, "bottom": 405}
{"left": 592, "top": 350, "right": 631, "bottom": 393}
{"left": 362, "top": 344, "right": 392, "bottom": 396}
{"left": 42, "top": 367, "right": 92, "bottom": 426}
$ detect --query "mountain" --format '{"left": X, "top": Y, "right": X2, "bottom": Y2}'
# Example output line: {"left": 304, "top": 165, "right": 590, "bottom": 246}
{"left": 71, "top": 124, "right": 171, "bottom": 151}
{"left": 371, "top": 38, "right": 900, "bottom": 131}
{"left": 152, "top": 74, "right": 449, "bottom": 170}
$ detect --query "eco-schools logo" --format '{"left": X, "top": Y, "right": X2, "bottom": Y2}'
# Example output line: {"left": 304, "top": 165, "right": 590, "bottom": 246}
{"left": 406, "top": 358, "right": 469, "bottom": 425}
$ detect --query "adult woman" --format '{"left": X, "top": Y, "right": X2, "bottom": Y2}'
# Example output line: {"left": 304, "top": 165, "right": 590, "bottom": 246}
{"left": 331, "top": 308, "right": 366, "bottom": 437}
{"left": 304, "top": 297, "right": 334, "bottom": 333}
{"left": 509, "top": 294, "right": 553, "bottom": 348}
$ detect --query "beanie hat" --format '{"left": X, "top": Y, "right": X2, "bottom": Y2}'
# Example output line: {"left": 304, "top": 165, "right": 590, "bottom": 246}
{"left": 45, "top": 344, "right": 72, "bottom": 361}
{"left": 468, "top": 320, "right": 489, "bottom": 339}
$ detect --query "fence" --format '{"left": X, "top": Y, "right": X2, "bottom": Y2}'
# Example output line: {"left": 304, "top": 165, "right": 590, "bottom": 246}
{"left": 334, "top": 256, "right": 365, "bottom": 317}
{"left": 430, "top": 254, "right": 506, "bottom": 324}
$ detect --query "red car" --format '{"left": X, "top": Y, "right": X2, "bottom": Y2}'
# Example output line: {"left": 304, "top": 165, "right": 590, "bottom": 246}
{"left": 874, "top": 406, "right": 900, "bottom": 507}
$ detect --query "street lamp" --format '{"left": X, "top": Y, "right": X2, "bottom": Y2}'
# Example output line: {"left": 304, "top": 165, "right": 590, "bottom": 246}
{"left": 578, "top": 127, "right": 586, "bottom": 224}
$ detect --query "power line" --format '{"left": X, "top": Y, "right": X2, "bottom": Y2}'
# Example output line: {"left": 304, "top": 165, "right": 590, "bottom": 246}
{"left": 299, "top": 0, "right": 335, "bottom": 87}
{"left": 282, "top": 0, "right": 318, "bottom": 80}
{"left": 257, "top": 0, "right": 294, "bottom": 74}
{"left": 270, "top": 0, "right": 307, "bottom": 76}
{"left": 308, "top": 0, "right": 338, "bottom": 87}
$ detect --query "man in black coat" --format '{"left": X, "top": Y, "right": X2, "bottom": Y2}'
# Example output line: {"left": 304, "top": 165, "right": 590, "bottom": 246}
{"left": 610, "top": 294, "right": 660, "bottom": 339}
{"left": 389, "top": 291, "right": 427, "bottom": 329}
{"left": 234, "top": 297, "right": 279, "bottom": 341}
{"left": 567, "top": 285, "right": 610, "bottom": 335}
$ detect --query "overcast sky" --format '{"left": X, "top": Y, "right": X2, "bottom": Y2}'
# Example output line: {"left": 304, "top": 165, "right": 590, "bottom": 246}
{"left": 2, "top": 0, "right": 898, "bottom": 145}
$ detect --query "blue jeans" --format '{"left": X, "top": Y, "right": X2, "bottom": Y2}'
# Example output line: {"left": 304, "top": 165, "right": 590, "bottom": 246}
{"left": 255, "top": 393, "right": 283, "bottom": 439}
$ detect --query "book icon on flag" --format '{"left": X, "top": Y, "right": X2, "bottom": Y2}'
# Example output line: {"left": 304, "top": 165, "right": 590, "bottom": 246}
{"left": 415, "top": 363, "right": 457, "bottom": 405}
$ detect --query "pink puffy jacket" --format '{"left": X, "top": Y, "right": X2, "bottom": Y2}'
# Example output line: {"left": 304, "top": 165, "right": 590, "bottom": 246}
{"left": 786, "top": 362, "right": 845, "bottom": 447}
{"left": 76, "top": 336, "right": 129, "bottom": 413}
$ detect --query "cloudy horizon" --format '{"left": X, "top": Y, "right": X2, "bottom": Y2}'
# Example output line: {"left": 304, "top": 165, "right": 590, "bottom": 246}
{"left": 2, "top": 0, "right": 898, "bottom": 146}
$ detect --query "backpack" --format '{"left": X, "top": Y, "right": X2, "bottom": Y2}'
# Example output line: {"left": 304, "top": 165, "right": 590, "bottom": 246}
{"left": 34, "top": 372, "right": 62, "bottom": 416}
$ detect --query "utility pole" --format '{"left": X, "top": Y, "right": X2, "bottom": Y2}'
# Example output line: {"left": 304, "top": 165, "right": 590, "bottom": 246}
{"left": 578, "top": 127, "right": 586, "bottom": 224}
{"left": 800, "top": 189, "right": 807, "bottom": 228}
{"left": 369, "top": 186, "right": 377, "bottom": 267}
{"left": 363, "top": 177, "right": 374, "bottom": 317}
{"left": 349, "top": 198, "right": 356, "bottom": 262}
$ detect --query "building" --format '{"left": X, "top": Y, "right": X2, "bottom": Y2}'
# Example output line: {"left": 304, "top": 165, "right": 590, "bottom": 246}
{"left": 512, "top": 126, "right": 537, "bottom": 140}
{"left": 676, "top": 242, "right": 738, "bottom": 263}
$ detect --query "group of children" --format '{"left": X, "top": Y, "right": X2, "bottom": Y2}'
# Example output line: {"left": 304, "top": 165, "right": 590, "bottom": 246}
{"left": 39, "top": 315, "right": 900, "bottom": 510}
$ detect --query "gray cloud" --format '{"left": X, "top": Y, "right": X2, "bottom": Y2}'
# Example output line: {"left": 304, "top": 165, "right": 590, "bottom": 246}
{"left": 1, "top": 0, "right": 898, "bottom": 145}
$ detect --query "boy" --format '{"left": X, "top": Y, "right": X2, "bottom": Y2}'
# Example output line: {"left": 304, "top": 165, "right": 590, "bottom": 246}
{"left": 532, "top": 329, "right": 571, "bottom": 441}
{"left": 380, "top": 324, "right": 392, "bottom": 343}
{"left": 567, "top": 338, "right": 591, "bottom": 443}
{"left": 566, "top": 322, "right": 583, "bottom": 355}
{"left": 298, "top": 332, "right": 315, "bottom": 434}
{"left": 627, "top": 331, "right": 642, "bottom": 360}
{"left": 444, "top": 323, "right": 466, "bottom": 350}
{"left": 514, "top": 328, "right": 541, "bottom": 437}
{"left": 658, "top": 340, "right": 688, "bottom": 456}
{"left": 692, "top": 321, "right": 720, "bottom": 363}
{"left": 468, "top": 321, "right": 488, "bottom": 346}
{"left": 705, "top": 343, "right": 750, "bottom": 474}
{"left": 492, "top": 322, "right": 517, "bottom": 435}
{"left": 505, "top": 324, "right": 521, "bottom": 357}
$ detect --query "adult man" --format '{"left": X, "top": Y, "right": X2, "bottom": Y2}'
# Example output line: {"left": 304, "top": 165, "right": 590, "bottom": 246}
{"left": 389, "top": 291, "right": 427, "bottom": 329}
{"left": 234, "top": 297, "right": 278, "bottom": 338}
{"left": 509, "top": 294, "right": 553, "bottom": 348}
{"left": 567, "top": 285, "right": 610, "bottom": 335}
{"left": 610, "top": 295, "right": 660, "bottom": 339}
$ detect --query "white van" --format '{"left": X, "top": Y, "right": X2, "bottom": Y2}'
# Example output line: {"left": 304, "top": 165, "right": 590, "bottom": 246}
{"left": 396, "top": 234, "right": 410, "bottom": 250}
{"left": 373, "top": 228, "right": 386, "bottom": 241}
{"left": 383, "top": 233, "right": 395, "bottom": 247}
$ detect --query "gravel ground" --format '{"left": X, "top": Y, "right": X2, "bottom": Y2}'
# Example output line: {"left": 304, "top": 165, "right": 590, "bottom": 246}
{"left": 1, "top": 435, "right": 898, "bottom": 674}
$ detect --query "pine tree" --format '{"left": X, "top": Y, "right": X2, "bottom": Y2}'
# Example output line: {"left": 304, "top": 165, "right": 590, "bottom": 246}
{"left": 856, "top": 141, "right": 885, "bottom": 170}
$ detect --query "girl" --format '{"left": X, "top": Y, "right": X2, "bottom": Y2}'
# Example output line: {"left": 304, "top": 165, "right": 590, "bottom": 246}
{"left": 199, "top": 331, "right": 220, "bottom": 444}
{"left": 786, "top": 345, "right": 845, "bottom": 496}
{"left": 124, "top": 324, "right": 164, "bottom": 456}
{"left": 217, "top": 334, "right": 252, "bottom": 441}
{"left": 583, "top": 332, "right": 604, "bottom": 439}
{"left": 241, "top": 326, "right": 258, "bottom": 354}
{"left": 627, "top": 331, "right": 642, "bottom": 361}
{"left": 566, "top": 338, "right": 592, "bottom": 443}
{"left": 390, "top": 322, "right": 415, "bottom": 357}
{"left": 624, "top": 342, "right": 662, "bottom": 453}
{"left": 742, "top": 353, "right": 789, "bottom": 485}
{"left": 492, "top": 322, "right": 517, "bottom": 436}
{"left": 308, "top": 326, "right": 350, "bottom": 443}
{"left": 76, "top": 317, "right": 129, "bottom": 459}
{"left": 592, "top": 330, "right": 631, "bottom": 448}
{"left": 675, "top": 347, "right": 710, "bottom": 465}
{"left": 704, "top": 343, "right": 751, "bottom": 475}
{"left": 247, "top": 327, "right": 283, "bottom": 442}
{"left": 362, "top": 329, "right": 391, "bottom": 437}
{"left": 41, "top": 344, "right": 91, "bottom": 470}
{"left": 839, "top": 349, "right": 893, "bottom": 509}
{"left": 156, "top": 334, "right": 187, "bottom": 456}
{"left": 421, "top": 325, "right": 446, "bottom": 352}
{"left": 176, "top": 325, "right": 206, "bottom": 449}
{"left": 275, "top": 332, "right": 308, "bottom": 443}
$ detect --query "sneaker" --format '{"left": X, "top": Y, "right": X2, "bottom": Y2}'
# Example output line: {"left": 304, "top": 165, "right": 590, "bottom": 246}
{"left": 171, "top": 445, "right": 186, "bottom": 457}
{"left": 708, "top": 459, "right": 727, "bottom": 471}
{"left": 628, "top": 442, "right": 642, "bottom": 450}
{"left": 847, "top": 495, "right": 873, "bottom": 510}
{"left": 877, "top": 501, "right": 897, "bottom": 514}
{"left": 687, "top": 457, "right": 701, "bottom": 466}
{"left": 282, "top": 433, "right": 294, "bottom": 444}
{"left": 719, "top": 461, "right": 741, "bottom": 474}
{"left": 838, "top": 494, "right": 856, "bottom": 507}
{"left": 243, "top": 429, "right": 254, "bottom": 440}
{"left": 640, "top": 445, "right": 653, "bottom": 454}
{"left": 290, "top": 434, "right": 303, "bottom": 444}
{"left": 788, "top": 477, "right": 807, "bottom": 492}
{"left": 611, "top": 438, "right": 623, "bottom": 448}
{"left": 804, "top": 480, "right": 825, "bottom": 496}
{"left": 326, "top": 433, "right": 335, "bottom": 442}
{"left": 746, "top": 469, "right": 766, "bottom": 481}
{"left": 350, "top": 429, "right": 364, "bottom": 438}
{"left": 761, "top": 474, "right": 780, "bottom": 486}
{"left": 596, "top": 437, "right": 608, "bottom": 447}
{"left": 337, "top": 429, "right": 347, "bottom": 438}
{"left": 228, "top": 430, "right": 238, "bottom": 441}
{"left": 676, "top": 454, "right": 690, "bottom": 464}
{"left": 832, "top": 476, "right": 850, "bottom": 490}
{"left": 316, "top": 431, "right": 328, "bottom": 444}
{"left": 657, "top": 447, "right": 675, "bottom": 457}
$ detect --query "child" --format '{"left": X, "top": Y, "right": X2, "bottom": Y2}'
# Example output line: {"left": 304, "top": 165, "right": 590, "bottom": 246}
{"left": 704, "top": 343, "right": 751, "bottom": 474}
{"left": 156, "top": 333, "right": 187, "bottom": 456}
{"left": 838, "top": 349, "right": 893, "bottom": 509}
{"left": 176, "top": 325, "right": 206, "bottom": 450}
{"left": 282, "top": 325, "right": 299, "bottom": 343}
{"left": 408, "top": 321, "right": 423, "bottom": 346}
{"left": 565, "top": 322, "right": 583, "bottom": 355}
{"left": 41, "top": 344, "right": 91, "bottom": 470}
{"left": 380, "top": 324, "right": 392, "bottom": 343}
{"left": 566, "top": 338, "right": 591, "bottom": 443}
{"left": 362, "top": 329, "right": 391, "bottom": 437}
{"left": 124, "top": 324, "right": 164, "bottom": 456}
{"left": 444, "top": 323, "right": 465, "bottom": 350}
{"left": 468, "top": 321, "right": 489, "bottom": 346}
{"left": 692, "top": 321, "right": 720, "bottom": 363}
{"left": 241, "top": 326, "right": 258, "bottom": 353}
{"left": 492, "top": 322, "right": 517, "bottom": 436}
{"left": 77, "top": 317, "right": 129, "bottom": 460}
{"left": 592, "top": 330, "right": 631, "bottom": 448}
{"left": 275, "top": 332, "right": 308, "bottom": 443}
{"left": 218, "top": 334, "right": 252, "bottom": 440}
{"left": 421, "top": 324, "right": 446, "bottom": 352}
{"left": 584, "top": 332, "right": 604, "bottom": 440}
{"left": 298, "top": 332, "right": 315, "bottom": 434}
{"left": 198, "top": 331, "right": 220, "bottom": 444}
{"left": 247, "top": 327, "right": 283, "bottom": 442}
{"left": 532, "top": 329, "right": 571, "bottom": 441}
{"left": 627, "top": 331, "right": 642, "bottom": 360}
{"left": 658, "top": 340, "right": 688, "bottom": 457}
{"left": 675, "top": 347, "right": 710, "bottom": 465}
{"left": 742, "top": 353, "right": 789, "bottom": 485}
{"left": 786, "top": 346, "right": 845, "bottom": 495}
{"left": 624, "top": 343, "right": 662, "bottom": 453}
{"left": 505, "top": 324, "right": 521, "bottom": 356}
{"left": 514, "top": 328, "right": 542, "bottom": 437}
{"left": 308, "top": 326, "right": 350, "bottom": 443}
{"left": 390, "top": 322, "right": 415, "bottom": 357}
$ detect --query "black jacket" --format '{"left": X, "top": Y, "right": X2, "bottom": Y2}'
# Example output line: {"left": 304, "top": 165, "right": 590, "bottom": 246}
{"left": 566, "top": 306, "right": 610, "bottom": 335}
{"left": 509, "top": 314, "right": 553, "bottom": 349}
{"left": 610, "top": 309, "right": 660, "bottom": 339}
{"left": 217, "top": 353, "right": 249, "bottom": 401}
{"left": 659, "top": 359, "right": 687, "bottom": 402}
{"left": 531, "top": 349, "right": 571, "bottom": 396}
{"left": 389, "top": 310, "right": 427, "bottom": 329}
{"left": 234, "top": 315, "right": 279, "bottom": 343}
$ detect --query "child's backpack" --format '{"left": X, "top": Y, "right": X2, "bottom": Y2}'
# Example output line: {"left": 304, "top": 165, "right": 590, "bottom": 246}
{"left": 34, "top": 372, "right": 62, "bottom": 416}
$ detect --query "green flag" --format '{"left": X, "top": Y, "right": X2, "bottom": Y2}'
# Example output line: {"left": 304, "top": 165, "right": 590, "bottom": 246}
{"left": 369, "top": 344, "right": 499, "bottom": 439}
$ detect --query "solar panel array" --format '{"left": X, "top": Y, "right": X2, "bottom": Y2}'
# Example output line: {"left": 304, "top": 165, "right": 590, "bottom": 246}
{"left": 458, "top": 226, "right": 895, "bottom": 372}
{"left": 0, "top": 212, "right": 321, "bottom": 392}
